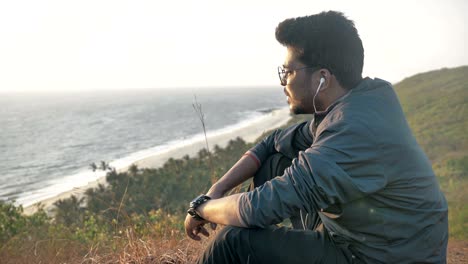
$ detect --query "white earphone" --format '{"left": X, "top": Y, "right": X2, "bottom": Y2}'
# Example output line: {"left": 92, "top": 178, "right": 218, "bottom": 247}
{"left": 313, "top": 77, "right": 326, "bottom": 113}
{"left": 317, "top": 77, "right": 325, "bottom": 92}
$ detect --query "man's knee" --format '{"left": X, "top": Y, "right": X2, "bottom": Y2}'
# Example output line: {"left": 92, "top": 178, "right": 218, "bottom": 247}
{"left": 198, "top": 226, "right": 253, "bottom": 264}
{"left": 212, "top": 226, "right": 246, "bottom": 246}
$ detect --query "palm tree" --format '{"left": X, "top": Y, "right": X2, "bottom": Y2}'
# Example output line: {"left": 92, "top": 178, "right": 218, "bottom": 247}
{"left": 99, "top": 161, "right": 109, "bottom": 171}
{"left": 53, "top": 195, "right": 85, "bottom": 226}
{"left": 128, "top": 164, "right": 138, "bottom": 176}
{"left": 89, "top": 162, "right": 97, "bottom": 172}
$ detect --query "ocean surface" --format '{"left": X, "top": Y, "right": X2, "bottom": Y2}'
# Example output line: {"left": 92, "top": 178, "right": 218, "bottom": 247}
{"left": 0, "top": 87, "right": 286, "bottom": 207}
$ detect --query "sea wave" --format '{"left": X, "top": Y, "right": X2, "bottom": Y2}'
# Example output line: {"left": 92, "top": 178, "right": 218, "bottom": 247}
{"left": 14, "top": 107, "right": 287, "bottom": 207}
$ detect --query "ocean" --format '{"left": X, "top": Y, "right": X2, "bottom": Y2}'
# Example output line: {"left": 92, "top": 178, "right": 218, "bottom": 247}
{"left": 0, "top": 87, "right": 286, "bottom": 207}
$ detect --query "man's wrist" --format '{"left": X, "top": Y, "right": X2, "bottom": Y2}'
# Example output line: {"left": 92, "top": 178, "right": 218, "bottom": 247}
{"left": 187, "top": 194, "right": 211, "bottom": 221}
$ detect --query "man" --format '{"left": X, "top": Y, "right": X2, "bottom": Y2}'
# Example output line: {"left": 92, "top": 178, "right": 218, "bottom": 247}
{"left": 185, "top": 11, "right": 448, "bottom": 263}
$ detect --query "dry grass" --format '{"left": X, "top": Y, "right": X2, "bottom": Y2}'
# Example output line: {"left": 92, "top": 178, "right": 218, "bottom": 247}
{"left": 447, "top": 239, "right": 468, "bottom": 264}
{"left": 2, "top": 226, "right": 466, "bottom": 263}
{"left": 89, "top": 229, "right": 210, "bottom": 264}
{"left": 0, "top": 227, "right": 218, "bottom": 264}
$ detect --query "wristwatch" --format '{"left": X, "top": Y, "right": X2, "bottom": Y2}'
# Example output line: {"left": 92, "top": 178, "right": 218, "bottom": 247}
{"left": 187, "top": 194, "right": 211, "bottom": 221}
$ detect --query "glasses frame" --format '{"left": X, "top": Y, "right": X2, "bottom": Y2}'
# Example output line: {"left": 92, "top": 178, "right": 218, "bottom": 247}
{"left": 277, "top": 65, "right": 320, "bottom": 86}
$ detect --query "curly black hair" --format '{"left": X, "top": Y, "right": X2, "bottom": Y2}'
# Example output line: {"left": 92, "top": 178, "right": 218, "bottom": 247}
{"left": 276, "top": 11, "right": 364, "bottom": 89}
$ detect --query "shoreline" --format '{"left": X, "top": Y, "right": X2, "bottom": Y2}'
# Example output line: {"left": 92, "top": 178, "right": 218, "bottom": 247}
{"left": 23, "top": 107, "right": 292, "bottom": 215}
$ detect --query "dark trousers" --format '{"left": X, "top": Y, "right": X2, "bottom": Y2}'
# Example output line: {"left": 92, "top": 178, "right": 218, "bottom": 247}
{"left": 197, "top": 153, "right": 354, "bottom": 264}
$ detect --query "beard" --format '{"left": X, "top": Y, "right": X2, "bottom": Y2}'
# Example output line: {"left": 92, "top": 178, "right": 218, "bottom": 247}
{"left": 289, "top": 103, "right": 308, "bottom": 115}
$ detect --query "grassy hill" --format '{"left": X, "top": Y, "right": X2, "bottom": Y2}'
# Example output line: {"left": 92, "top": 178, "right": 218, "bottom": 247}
{"left": 394, "top": 66, "right": 468, "bottom": 238}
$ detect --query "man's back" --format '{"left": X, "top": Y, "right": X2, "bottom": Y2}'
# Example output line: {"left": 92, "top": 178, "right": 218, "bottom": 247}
{"left": 307, "top": 77, "right": 449, "bottom": 262}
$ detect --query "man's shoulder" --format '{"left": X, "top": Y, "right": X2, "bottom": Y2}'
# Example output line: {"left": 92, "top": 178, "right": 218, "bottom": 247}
{"left": 319, "top": 78, "right": 403, "bottom": 134}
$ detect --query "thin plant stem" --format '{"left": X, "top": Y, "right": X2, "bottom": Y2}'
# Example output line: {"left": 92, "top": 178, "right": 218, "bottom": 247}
{"left": 192, "top": 95, "right": 216, "bottom": 183}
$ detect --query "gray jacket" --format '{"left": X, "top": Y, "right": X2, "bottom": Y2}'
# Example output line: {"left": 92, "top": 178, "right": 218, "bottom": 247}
{"left": 239, "top": 78, "right": 448, "bottom": 263}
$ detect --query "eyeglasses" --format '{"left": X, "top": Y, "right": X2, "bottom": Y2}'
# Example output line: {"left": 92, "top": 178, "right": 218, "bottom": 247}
{"left": 277, "top": 65, "right": 319, "bottom": 86}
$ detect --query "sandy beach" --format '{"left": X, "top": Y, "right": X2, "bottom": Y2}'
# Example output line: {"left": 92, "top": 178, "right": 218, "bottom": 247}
{"left": 23, "top": 107, "right": 292, "bottom": 215}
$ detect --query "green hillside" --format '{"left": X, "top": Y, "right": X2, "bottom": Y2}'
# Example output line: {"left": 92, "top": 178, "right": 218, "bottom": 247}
{"left": 394, "top": 66, "right": 468, "bottom": 238}
{"left": 395, "top": 66, "right": 467, "bottom": 161}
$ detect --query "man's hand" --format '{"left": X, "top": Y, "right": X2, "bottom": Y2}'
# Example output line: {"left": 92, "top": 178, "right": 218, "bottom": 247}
{"left": 185, "top": 188, "right": 224, "bottom": 240}
{"left": 184, "top": 214, "right": 211, "bottom": 241}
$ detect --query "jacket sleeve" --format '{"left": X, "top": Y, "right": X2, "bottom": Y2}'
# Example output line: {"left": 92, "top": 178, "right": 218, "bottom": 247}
{"left": 238, "top": 118, "right": 387, "bottom": 228}
{"left": 248, "top": 120, "right": 313, "bottom": 164}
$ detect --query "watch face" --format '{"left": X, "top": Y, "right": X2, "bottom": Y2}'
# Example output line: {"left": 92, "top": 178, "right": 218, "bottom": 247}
{"left": 190, "top": 197, "right": 201, "bottom": 208}
{"left": 191, "top": 195, "right": 210, "bottom": 208}
{"left": 189, "top": 200, "right": 196, "bottom": 208}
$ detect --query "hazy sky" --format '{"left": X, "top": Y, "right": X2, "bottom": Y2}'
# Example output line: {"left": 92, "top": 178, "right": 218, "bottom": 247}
{"left": 0, "top": 0, "right": 466, "bottom": 92}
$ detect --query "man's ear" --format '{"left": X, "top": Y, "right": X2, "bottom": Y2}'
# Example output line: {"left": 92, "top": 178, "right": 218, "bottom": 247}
{"left": 317, "top": 69, "right": 333, "bottom": 90}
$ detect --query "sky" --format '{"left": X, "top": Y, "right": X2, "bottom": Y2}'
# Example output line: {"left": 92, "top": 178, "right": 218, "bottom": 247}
{"left": 0, "top": 0, "right": 466, "bottom": 92}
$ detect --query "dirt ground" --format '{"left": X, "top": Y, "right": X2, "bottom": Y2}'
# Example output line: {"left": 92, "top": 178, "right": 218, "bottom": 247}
{"left": 447, "top": 240, "right": 468, "bottom": 263}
